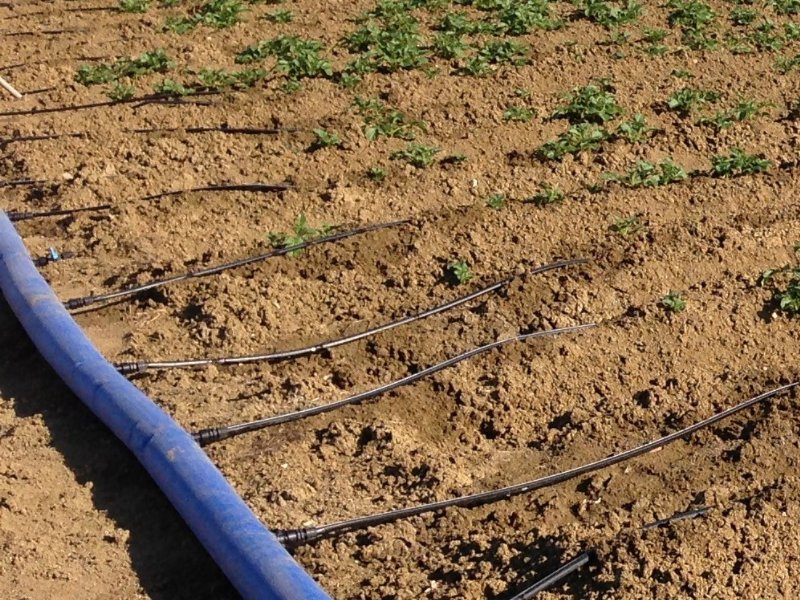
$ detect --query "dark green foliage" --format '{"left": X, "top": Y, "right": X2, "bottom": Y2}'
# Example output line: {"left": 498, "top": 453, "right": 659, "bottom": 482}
{"left": 552, "top": 80, "right": 623, "bottom": 124}
{"left": 710, "top": 149, "right": 771, "bottom": 176}
{"left": 75, "top": 49, "right": 173, "bottom": 86}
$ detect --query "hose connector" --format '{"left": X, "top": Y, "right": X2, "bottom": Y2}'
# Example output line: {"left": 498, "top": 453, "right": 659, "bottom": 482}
{"left": 114, "top": 361, "right": 148, "bottom": 376}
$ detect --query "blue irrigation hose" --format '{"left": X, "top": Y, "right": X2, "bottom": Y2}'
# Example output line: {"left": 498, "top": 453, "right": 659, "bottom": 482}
{"left": 0, "top": 211, "right": 330, "bottom": 600}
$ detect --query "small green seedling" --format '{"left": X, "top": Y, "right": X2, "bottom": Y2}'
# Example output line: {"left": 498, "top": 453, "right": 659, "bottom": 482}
{"left": 552, "top": 80, "right": 623, "bottom": 124}
{"left": 457, "top": 55, "right": 491, "bottom": 77}
{"left": 667, "top": 87, "right": 720, "bottom": 115}
{"left": 729, "top": 7, "right": 757, "bottom": 25}
{"left": 492, "top": 1, "right": 561, "bottom": 34}
{"left": 75, "top": 49, "right": 173, "bottom": 86}
{"left": 661, "top": 292, "right": 687, "bottom": 312}
{"left": 759, "top": 260, "right": 800, "bottom": 315}
{"left": 268, "top": 214, "right": 335, "bottom": 256}
{"left": 119, "top": 0, "right": 149, "bottom": 12}
{"left": 604, "top": 159, "right": 687, "bottom": 187}
{"left": 698, "top": 99, "right": 768, "bottom": 130}
{"left": 236, "top": 36, "right": 333, "bottom": 84}
{"left": 199, "top": 67, "right": 267, "bottom": 90}
{"left": 747, "top": 20, "right": 784, "bottom": 51}
{"left": 776, "top": 54, "right": 800, "bottom": 73}
{"left": 431, "top": 32, "right": 468, "bottom": 59}
{"left": 154, "top": 78, "right": 196, "bottom": 96}
{"left": 769, "top": 0, "right": 800, "bottom": 15}
{"left": 611, "top": 214, "right": 643, "bottom": 235}
{"left": 485, "top": 193, "right": 506, "bottom": 209}
{"left": 615, "top": 113, "right": 655, "bottom": 142}
{"left": 107, "top": 82, "right": 135, "bottom": 101}
{"left": 667, "top": 0, "right": 717, "bottom": 49}
{"left": 390, "top": 143, "right": 440, "bottom": 168}
{"left": 503, "top": 106, "right": 535, "bottom": 122}
{"left": 710, "top": 149, "right": 771, "bottom": 177}
{"left": 436, "top": 10, "right": 492, "bottom": 36}
{"left": 448, "top": 260, "right": 473, "bottom": 285}
{"left": 477, "top": 39, "right": 529, "bottom": 65}
{"left": 527, "top": 184, "right": 565, "bottom": 206}
{"left": 263, "top": 9, "right": 293, "bottom": 22}
{"left": 642, "top": 28, "right": 669, "bottom": 43}
{"left": 311, "top": 128, "right": 342, "bottom": 150}
{"left": 346, "top": 8, "right": 427, "bottom": 73}
{"left": 537, "top": 123, "right": 610, "bottom": 160}
{"left": 353, "top": 97, "right": 426, "bottom": 141}
{"left": 573, "top": 0, "right": 642, "bottom": 28}
{"left": 165, "top": 0, "right": 245, "bottom": 32}
{"left": 366, "top": 166, "right": 387, "bottom": 182}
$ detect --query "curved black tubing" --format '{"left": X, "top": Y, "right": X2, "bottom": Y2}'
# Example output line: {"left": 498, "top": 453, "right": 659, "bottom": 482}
{"left": 192, "top": 323, "right": 596, "bottom": 446}
{"left": 67, "top": 219, "right": 411, "bottom": 313}
{"left": 115, "top": 258, "right": 587, "bottom": 374}
{"left": 275, "top": 382, "right": 798, "bottom": 546}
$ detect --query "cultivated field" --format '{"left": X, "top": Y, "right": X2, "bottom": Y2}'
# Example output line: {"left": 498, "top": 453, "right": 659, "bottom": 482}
{"left": 2, "top": 0, "right": 800, "bottom": 598}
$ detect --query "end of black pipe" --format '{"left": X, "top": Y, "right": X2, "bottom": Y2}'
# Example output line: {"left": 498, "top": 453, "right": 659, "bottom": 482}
{"left": 8, "top": 211, "right": 32, "bottom": 222}
{"left": 274, "top": 527, "right": 316, "bottom": 548}
{"left": 64, "top": 296, "right": 91, "bottom": 310}
{"left": 115, "top": 361, "right": 147, "bottom": 376}
{"left": 192, "top": 427, "right": 227, "bottom": 447}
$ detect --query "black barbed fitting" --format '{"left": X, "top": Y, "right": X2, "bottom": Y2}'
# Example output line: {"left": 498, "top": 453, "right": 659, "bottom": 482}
{"left": 114, "top": 361, "right": 148, "bottom": 376}
{"left": 33, "top": 247, "right": 74, "bottom": 267}
{"left": 192, "top": 427, "right": 235, "bottom": 447}
{"left": 274, "top": 527, "right": 318, "bottom": 548}
{"left": 8, "top": 211, "right": 34, "bottom": 222}
{"left": 63, "top": 296, "right": 92, "bottom": 310}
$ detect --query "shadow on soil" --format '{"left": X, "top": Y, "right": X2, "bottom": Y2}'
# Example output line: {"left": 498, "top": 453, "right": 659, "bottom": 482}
{"left": 0, "top": 298, "right": 239, "bottom": 600}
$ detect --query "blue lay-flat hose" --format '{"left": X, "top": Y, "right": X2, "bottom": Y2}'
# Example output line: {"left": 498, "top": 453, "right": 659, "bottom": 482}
{"left": 0, "top": 211, "right": 330, "bottom": 600}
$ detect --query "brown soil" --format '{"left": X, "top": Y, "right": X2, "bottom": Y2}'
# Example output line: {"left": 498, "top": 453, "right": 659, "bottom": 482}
{"left": 2, "top": 1, "right": 800, "bottom": 599}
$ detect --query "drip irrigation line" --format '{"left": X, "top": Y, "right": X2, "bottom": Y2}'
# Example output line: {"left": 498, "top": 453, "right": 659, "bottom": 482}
{"left": 112, "top": 258, "right": 587, "bottom": 374}
{"left": 4, "top": 28, "right": 88, "bottom": 36}
{"left": 0, "top": 132, "right": 85, "bottom": 148}
{"left": 641, "top": 505, "right": 711, "bottom": 530}
{"left": 192, "top": 322, "right": 596, "bottom": 447}
{"left": 0, "top": 178, "right": 46, "bottom": 188}
{"left": 1, "top": 126, "right": 291, "bottom": 150}
{"left": 8, "top": 203, "right": 112, "bottom": 222}
{"left": 129, "top": 96, "right": 215, "bottom": 109}
{"left": 141, "top": 182, "right": 293, "bottom": 202}
{"left": 64, "top": 5, "right": 116, "bottom": 11}
{"left": 509, "top": 553, "right": 592, "bottom": 600}
{"left": 0, "top": 91, "right": 219, "bottom": 117}
{"left": 25, "top": 86, "right": 58, "bottom": 95}
{"left": 67, "top": 218, "right": 413, "bottom": 314}
{"left": 2, "top": 55, "right": 109, "bottom": 71}
{"left": 274, "top": 381, "right": 798, "bottom": 547}
{"left": 130, "top": 125, "right": 297, "bottom": 136}
{"left": 509, "top": 506, "right": 711, "bottom": 599}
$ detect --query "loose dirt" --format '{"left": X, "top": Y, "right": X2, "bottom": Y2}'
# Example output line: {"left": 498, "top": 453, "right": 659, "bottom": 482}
{"left": 2, "top": 1, "right": 800, "bottom": 599}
